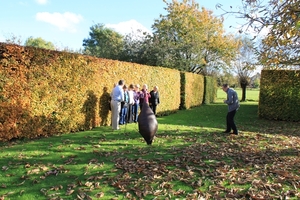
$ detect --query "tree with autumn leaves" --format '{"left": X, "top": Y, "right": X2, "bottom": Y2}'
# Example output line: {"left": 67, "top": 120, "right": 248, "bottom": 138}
{"left": 148, "top": 0, "right": 239, "bottom": 75}
{"left": 82, "top": 0, "right": 240, "bottom": 76}
{"left": 149, "top": 0, "right": 259, "bottom": 100}
{"left": 219, "top": 0, "right": 300, "bottom": 69}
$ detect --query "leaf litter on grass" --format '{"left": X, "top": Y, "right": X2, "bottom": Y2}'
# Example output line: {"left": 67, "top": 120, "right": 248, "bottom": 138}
{"left": 1, "top": 105, "right": 300, "bottom": 199}
{"left": 1, "top": 130, "right": 300, "bottom": 200}
{"left": 103, "top": 132, "right": 300, "bottom": 199}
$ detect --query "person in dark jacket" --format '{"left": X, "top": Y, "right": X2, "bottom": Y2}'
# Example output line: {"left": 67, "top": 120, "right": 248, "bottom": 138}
{"left": 222, "top": 84, "right": 240, "bottom": 135}
{"left": 149, "top": 86, "right": 160, "bottom": 115}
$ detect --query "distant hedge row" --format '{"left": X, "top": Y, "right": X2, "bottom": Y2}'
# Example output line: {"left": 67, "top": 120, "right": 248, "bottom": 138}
{"left": 203, "top": 76, "right": 217, "bottom": 104}
{"left": 259, "top": 70, "right": 300, "bottom": 121}
{"left": 0, "top": 43, "right": 217, "bottom": 141}
{"left": 180, "top": 72, "right": 214, "bottom": 109}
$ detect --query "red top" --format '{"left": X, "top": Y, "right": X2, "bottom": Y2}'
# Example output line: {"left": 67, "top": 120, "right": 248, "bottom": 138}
{"left": 140, "top": 89, "right": 151, "bottom": 104}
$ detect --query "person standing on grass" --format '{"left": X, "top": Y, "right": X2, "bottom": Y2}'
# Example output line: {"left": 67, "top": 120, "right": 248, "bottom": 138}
{"left": 119, "top": 85, "right": 129, "bottom": 125}
{"left": 222, "top": 83, "right": 240, "bottom": 135}
{"left": 149, "top": 86, "right": 160, "bottom": 115}
{"left": 139, "top": 84, "right": 151, "bottom": 111}
{"left": 132, "top": 84, "right": 141, "bottom": 123}
{"left": 110, "top": 80, "right": 125, "bottom": 130}
{"left": 126, "top": 84, "right": 135, "bottom": 123}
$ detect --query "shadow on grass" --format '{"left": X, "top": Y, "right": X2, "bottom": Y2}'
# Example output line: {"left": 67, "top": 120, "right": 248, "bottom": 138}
{"left": 157, "top": 102, "right": 300, "bottom": 137}
{"left": 1, "top": 121, "right": 300, "bottom": 199}
{"left": 1, "top": 102, "right": 299, "bottom": 151}
{"left": 2, "top": 98, "right": 300, "bottom": 199}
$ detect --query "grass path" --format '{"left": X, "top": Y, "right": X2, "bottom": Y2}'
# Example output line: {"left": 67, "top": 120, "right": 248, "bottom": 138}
{"left": 0, "top": 89, "right": 299, "bottom": 199}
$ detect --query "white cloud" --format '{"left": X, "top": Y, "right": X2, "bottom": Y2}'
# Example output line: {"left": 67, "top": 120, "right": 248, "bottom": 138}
{"left": 35, "top": 12, "right": 83, "bottom": 32}
{"left": 105, "top": 19, "right": 151, "bottom": 36}
{"left": 35, "top": 0, "right": 48, "bottom": 5}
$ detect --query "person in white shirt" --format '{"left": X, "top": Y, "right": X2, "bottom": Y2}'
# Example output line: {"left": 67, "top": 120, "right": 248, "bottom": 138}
{"left": 110, "top": 80, "right": 125, "bottom": 130}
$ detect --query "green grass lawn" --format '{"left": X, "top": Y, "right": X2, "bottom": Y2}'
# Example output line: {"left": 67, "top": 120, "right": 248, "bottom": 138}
{"left": 1, "top": 89, "right": 300, "bottom": 199}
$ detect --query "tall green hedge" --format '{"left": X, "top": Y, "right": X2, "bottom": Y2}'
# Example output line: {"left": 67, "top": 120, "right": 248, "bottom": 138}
{"left": 259, "top": 70, "right": 300, "bottom": 121}
{"left": 0, "top": 43, "right": 216, "bottom": 141}
{"left": 179, "top": 72, "right": 204, "bottom": 109}
{"left": 0, "top": 43, "right": 181, "bottom": 141}
{"left": 203, "top": 76, "right": 217, "bottom": 104}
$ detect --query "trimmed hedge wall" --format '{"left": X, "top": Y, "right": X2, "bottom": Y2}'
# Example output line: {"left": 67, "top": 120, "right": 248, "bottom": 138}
{"left": 203, "top": 76, "right": 217, "bottom": 104}
{"left": 258, "top": 70, "right": 300, "bottom": 121}
{"left": 180, "top": 72, "right": 204, "bottom": 109}
{"left": 0, "top": 43, "right": 216, "bottom": 141}
{"left": 0, "top": 43, "right": 181, "bottom": 141}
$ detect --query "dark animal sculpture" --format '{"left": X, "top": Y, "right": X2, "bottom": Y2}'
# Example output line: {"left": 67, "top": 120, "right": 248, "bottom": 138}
{"left": 138, "top": 102, "right": 158, "bottom": 145}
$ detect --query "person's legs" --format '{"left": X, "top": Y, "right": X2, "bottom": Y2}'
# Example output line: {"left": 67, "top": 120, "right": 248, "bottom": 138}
{"left": 133, "top": 104, "right": 139, "bottom": 122}
{"left": 224, "top": 113, "right": 231, "bottom": 133}
{"left": 111, "top": 100, "right": 114, "bottom": 127}
{"left": 119, "top": 108, "right": 123, "bottom": 125}
{"left": 139, "top": 104, "right": 143, "bottom": 112}
{"left": 227, "top": 110, "right": 238, "bottom": 134}
{"left": 127, "top": 104, "right": 133, "bottom": 123}
{"left": 152, "top": 105, "right": 157, "bottom": 115}
{"left": 111, "top": 100, "right": 120, "bottom": 130}
{"left": 119, "top": 107, "right": 125, "bottom": 125}
{"left": 123, "top": 107, "right": 128, "bottom": 123}
{"left": 149, "top": 104, "right": 153, "bottom": 111}
{"left": 132, "top": 104, "right": 136, "bottom": 122}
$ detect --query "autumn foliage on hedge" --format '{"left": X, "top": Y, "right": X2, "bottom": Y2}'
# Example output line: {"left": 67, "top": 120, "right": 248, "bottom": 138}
{"left": 0, "top": 43, "right": 184, "bottom": 141}
{"left": 259, "top": 70, "right": 300, "bottom": 121}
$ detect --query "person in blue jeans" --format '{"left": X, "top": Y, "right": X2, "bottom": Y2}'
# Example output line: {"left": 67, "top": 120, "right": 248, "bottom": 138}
{"left": 222, "top": 84, "right": 240, "bottom": 135}
{"left": 119, "top": 85, "right": 129, "bottom": 125}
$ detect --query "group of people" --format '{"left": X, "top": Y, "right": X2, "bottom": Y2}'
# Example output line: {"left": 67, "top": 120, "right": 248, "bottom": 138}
{"left": 110, "top": 80, "right": 239, "bottom": 135}
{"left": 110, "top": 80, "right": 160, "bottom": 130}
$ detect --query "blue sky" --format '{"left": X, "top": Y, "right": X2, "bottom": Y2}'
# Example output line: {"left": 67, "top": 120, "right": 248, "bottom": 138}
{"left": 0, "top": 0, "right": 245, "bottom": 51}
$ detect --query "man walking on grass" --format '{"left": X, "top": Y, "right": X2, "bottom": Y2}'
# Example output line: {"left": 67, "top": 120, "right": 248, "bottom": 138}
{"left": 222, "top": 84, "right": 240, "bottom": 135}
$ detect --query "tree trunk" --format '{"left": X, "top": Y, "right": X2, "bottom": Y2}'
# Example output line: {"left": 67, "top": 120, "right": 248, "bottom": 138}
{"left": 241, "top": 83, "right": 247, "bottom": 102}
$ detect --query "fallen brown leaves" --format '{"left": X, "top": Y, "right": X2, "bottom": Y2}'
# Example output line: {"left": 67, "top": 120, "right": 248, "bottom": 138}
{"left": 109, "top": 133, "right": 300, "bottom": 199}
{"left": 1, "top": 130, "right": 299, "bottom": 199}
